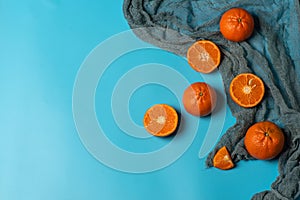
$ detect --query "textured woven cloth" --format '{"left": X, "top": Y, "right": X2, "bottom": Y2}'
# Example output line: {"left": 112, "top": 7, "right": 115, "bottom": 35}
{"left": 123, "top": 0, "right": 300, "bottom": 199}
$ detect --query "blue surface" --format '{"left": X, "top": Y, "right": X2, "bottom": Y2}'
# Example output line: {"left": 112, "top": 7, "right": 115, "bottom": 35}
{"left": 0, "top": 1, "right": 282, "bottom": 199}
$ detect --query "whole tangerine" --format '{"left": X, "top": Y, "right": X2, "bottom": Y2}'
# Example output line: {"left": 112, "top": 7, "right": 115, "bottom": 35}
{"left": 182, "top": 82, "right": 217, "bottom": 117}
{"left": 220, "top": 8, "right": 254, "bottom": 42}
{"left": 244, "top": 121, "right": 285, "bottom": 160}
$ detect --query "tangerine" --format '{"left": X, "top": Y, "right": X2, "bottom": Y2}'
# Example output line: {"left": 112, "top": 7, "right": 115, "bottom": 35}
{"left": 229, "top": 73, "right": 265, "bottom": 108}
{"left": 187, "top": 40, "right": 221, "bottom": 73}
{"left": 244, "top": 121, "right": 285, "bottom": 160}
{"left": 182, "top": 82, "right": 217, "bottom": 117}
{"left": 213, "top": 146, "right": 235, "bottom": 170}
{"left": 143, "top": 104, "right": 178, "bottom": 137}
{"left": 220, "top": 8, "right": 254, "bottom": 42}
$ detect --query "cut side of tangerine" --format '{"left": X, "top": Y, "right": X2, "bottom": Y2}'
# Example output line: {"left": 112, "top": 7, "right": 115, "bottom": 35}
{"left": 229, "top": 73, "right": 265, "bottom": 108}
{"left": 187, "top": 40, "right": 221, "bottom": 73}
{"left": 143, "top": 104, "right": 178, "bottom": 137}
{"left": 213, "top": 146, "right": 234, "bottom": 170}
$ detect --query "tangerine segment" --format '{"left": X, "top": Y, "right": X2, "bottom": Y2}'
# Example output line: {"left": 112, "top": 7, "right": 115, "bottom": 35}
{"left": 229, "top": 73, "right": 265, "bottom": 108}
{"left": 143, "top": 104, "right": 178, "bottom": 137}
{"left": 187, "top": 40, "right": 221, "bottom": 73}
{"left": 213, "top": 146, "right": 234, "bottom": 170}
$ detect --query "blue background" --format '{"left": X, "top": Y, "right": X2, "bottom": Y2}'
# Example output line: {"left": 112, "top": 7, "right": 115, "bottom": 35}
{"left": 0, "top": 0, "right": 284, "bottom": 199}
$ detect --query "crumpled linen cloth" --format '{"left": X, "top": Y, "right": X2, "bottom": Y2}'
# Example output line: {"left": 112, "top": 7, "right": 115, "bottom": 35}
{"left": 123, "top": 0, "right": 300, "bottom": 199}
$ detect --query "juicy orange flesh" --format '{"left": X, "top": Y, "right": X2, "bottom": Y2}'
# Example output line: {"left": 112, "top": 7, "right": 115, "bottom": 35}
{"left": 144, "top": 104, "right": 178, "bottom": 136}
{"left": 187, "top": 41, "right": 220, "bottom": 73}
{"left": 213, "top": 146, "right": 234, "bottom": 170}
{"left": 230, "top": 73, "right": 264, "bottom": 107}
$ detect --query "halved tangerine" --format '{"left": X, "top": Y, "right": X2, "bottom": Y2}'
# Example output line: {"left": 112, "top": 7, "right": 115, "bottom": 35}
{"left": 213, "top": 146, "right": 234, "bottom": 170}
{"left": 187, "top": 40, "right": 221, "bottom": 73}
{"left": 229, "top": 73, "right": 265, "bottom": 108}
{"left": 143, "top": 104, "right": 178, "bottom": 137}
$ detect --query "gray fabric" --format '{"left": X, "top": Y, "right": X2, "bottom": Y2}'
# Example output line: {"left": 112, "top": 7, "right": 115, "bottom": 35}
{"left": 123, "top": 0, "right": 300, "bottom": 199}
